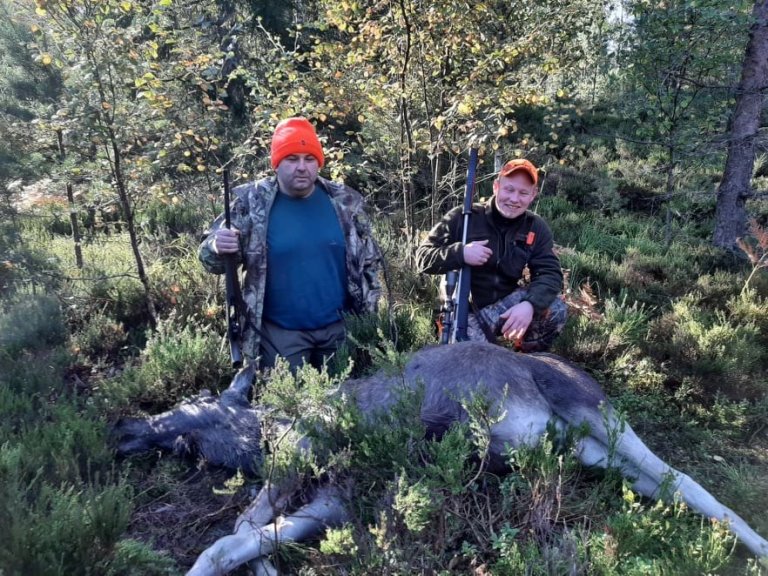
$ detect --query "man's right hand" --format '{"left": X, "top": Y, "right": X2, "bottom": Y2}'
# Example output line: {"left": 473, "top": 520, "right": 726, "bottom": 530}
{"left": 212, "top": 228, "right": 240, "bottom": 254}
{"left": 463, "top": 239, "right": 492, "bottom": 266}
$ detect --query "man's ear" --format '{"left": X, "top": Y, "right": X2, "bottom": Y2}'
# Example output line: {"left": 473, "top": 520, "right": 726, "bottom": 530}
{"left": 492, "top": 179, "right": 499, "bottom": 193}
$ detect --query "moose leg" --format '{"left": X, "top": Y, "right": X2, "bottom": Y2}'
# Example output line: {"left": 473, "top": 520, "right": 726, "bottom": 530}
{"left": 576, "top": 425, "right": 768, "bottom": 558}
{"left": 234, "top": 482, "right": 291, "bottom": 532}
{"left": 186, "top": 486, "right": 350, "bottom": 576}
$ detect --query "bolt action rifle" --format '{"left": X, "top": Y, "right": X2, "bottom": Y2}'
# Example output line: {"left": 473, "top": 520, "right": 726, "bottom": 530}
{"left": 440, "top": 148, "right": 478, "bottom": 344}
{"left": 222, "top": 169, "right": 243, "bottom": 368}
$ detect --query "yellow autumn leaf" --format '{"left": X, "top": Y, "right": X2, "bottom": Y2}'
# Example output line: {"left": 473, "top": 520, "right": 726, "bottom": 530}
{"left": 120, "top": 1, "right": 132, "bottom": 12}
{"left": 35, "top": 6, "right": 46, "bottom": 15}
{"left": 196, "top": 164, "right": 206, "bottom": 172}
{"left": 41, "top": 53, "right": 53, "bottom": 66}
{"left": 101, "top": 102, "right": 112, "bottom": 110}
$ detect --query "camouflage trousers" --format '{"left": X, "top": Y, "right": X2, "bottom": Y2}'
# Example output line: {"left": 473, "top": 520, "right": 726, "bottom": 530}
{"left": 467, "top": 289, "right": 568, "bottom": 352}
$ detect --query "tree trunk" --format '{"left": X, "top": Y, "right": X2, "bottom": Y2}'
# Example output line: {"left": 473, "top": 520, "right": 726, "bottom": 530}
{"left": 713, "top": 0, "right": 768, "bottom": 249}
{"left": 56, "top": 130, "right": 83, "bottom": 269}
{"left": 109, "top": 131, "right": 157, "bottom": 326}
{"left": 397, "top": 0, "right": 416, "bottom": 251}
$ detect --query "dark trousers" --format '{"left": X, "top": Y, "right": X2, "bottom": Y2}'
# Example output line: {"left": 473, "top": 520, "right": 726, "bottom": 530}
{"left": 258, "top": 319, "right": 346, "bottom": 371}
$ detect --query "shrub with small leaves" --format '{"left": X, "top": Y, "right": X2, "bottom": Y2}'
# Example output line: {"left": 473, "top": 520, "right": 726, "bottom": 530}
{"left": 0, "top": 295, "right": 68, "bottom": 357}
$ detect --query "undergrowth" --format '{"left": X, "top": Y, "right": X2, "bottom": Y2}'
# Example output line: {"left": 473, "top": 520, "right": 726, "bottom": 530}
{"left": 1, "top": 182, "right": 766, "bottom": 575}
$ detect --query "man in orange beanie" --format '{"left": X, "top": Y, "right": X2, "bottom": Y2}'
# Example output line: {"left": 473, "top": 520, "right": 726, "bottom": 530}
{"left": 199, "top": 117, "right": 382, "bottom": 371}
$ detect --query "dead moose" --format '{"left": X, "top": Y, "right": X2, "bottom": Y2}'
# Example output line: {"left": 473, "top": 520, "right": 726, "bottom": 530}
{"left": 115, "top": 341, "right": 768, "bottom": 575}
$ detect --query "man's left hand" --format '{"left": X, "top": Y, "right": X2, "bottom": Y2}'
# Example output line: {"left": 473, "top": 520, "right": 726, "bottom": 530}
{"left": 499, "top": 301, "right": 534, "bottom": 342}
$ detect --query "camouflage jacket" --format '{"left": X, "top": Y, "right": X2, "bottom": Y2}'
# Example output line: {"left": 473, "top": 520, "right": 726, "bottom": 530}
{"left": 199, "top": 176, "right": 383, "bottom": 362}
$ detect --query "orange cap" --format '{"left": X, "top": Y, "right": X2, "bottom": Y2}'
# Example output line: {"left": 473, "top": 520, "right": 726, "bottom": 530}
{"left": 498, "top": 159, "right": 538, "bottom": 185}
{"left": 270, "top": 117, "right": 325, "bottom": 169}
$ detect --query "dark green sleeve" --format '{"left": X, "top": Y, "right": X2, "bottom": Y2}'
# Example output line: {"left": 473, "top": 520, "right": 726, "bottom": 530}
{"left": 415, "top": 207, "right": 465, "bottom": 274}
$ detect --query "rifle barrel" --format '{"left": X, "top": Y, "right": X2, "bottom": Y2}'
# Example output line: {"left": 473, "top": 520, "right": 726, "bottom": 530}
{"left": 453, "top": 148, "right": 478, "bottom": 343}
{"left": 222, "top": 169, "right": 243, "bottom": 368}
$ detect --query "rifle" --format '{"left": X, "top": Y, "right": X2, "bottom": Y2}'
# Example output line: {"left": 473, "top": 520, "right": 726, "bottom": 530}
{"left": 222, "top": 169, "right": 244, "bottom": 368}
{"left": 440, "top": 148, "right": 478, "bottom": 344}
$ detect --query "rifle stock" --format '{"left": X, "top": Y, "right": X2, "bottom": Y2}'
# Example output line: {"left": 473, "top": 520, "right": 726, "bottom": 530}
{"left": 223, "top": 169, "right": 244, "bottom": 368}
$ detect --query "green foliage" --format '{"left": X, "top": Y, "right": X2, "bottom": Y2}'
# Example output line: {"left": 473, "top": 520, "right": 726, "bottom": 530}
{"left": 87, "top": 273, "right": 151, "bottom": 332}
{"left": 0, "top": 293, "right": 135, "bottom": 576}
{"left": 339, "top": 302, "right": 435, "bottom": 376}
{"left": 319, "top": 525, "right": 358, "bottom": 557}
{"left": 0, "top": 294, "right": 68, "bottom": 357}
{"left": 598, "top": 486, "right": 735, "bottom": 575}
{"left": 147, "top": 237, "right": 223, "bottom": 327}
{"left": 103, "top": 314, "right": 230, "bottom": 409}
{"left": 0, "top": 472, "right": 134, "bottom": 576}
{"left": 646, "top": 294, "right": 767, "bottom": 399}
{"left": 102, "top": 539, "right": 177, "bottom": 576}
{"left": 2, "top": 0, "right": 767, "bottom": 572}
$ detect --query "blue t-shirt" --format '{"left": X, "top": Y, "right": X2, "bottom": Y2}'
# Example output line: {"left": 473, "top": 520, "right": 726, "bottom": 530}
{"left": 263, "top": 185, "right": 347, "bottom": 329}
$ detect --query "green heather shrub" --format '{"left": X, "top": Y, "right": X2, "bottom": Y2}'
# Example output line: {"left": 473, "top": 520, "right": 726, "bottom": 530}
{"left": 0, "top": 295, "right": 68, "bottom": 357}
{"left": 0, "top": 305, "right": 135, "bottom": 576}
{"left": 140, "top": 196, "right": 207, "bottom": 239}
{"left": 558, "top": 250, "right": 614, "bottom": 298}
{"left": 544, "top": 165, "right": 614, "bottom": 211}
{"left": 555, "top": 295, "right": 649, "bottom": 364}
{"left": 147, "top": 237, "right": 222, "bottom": 325}
{"left": 646, "top": 295, "right": 767, "bottom": 399}
{"left": 0, "top": 224, "right": 63, "bottom": 298}
{"left": 13, "top": 404, "right": 114, "bottom": 483}
{"left": 609, "top": 353, "right": 666, "bottom": 395}
{"left": 728, "top": 290, "right": 768, "bottom": 349}
{"left": 71, "top": 311, "right": 128, "bottom": 362}
{"left": 0, "top": 346, "right": 71, "bottom": 399}
{"left": 340, "top": 302, "right": 435, "bottom": 376}
{"left": 104, "top": 314, "right": 230, "bottom": 409}
{"left": 537, "top": 194, "right": 579, "bottom": 222}
{"left": 88, "top": 272, "right": 151, "bottom": 331}
{"left": 598, "top": 486, "right": 735, "bottom": 575}
{"left": 695, "top": 270, "right": 744, "bottom": 307}
{"left": 102, "top": 539, "right": 177, "bottom": 576}
{"left": 319, "top": 525, "right": 358, "bottom": 558}
{"left": 0, "top": 467, "right": 133, "bottom": 576}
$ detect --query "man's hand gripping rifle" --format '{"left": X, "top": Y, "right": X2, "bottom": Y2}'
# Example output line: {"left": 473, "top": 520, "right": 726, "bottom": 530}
{"left": 222, "top": 170, "right": 244, "bottom": 368}
{"left": 440, "top": 148, "right": 478, "bottom": 344}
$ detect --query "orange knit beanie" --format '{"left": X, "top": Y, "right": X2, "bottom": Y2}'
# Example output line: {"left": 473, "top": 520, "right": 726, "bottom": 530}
{"left": 270, "top": 117, "right": 325, "bottom": 169}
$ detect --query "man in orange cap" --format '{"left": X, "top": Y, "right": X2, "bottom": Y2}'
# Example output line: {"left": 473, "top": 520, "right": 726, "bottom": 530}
{"left": 416, "top": 158, "right": 566, "bottom": 351}
{"left": 199, "top": 117, "right": 382, "bottom": 371}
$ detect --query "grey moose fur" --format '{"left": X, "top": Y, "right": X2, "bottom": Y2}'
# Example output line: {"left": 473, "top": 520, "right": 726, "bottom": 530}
{"left": 115, "top": 341, "right": 768, "bottom": 575}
